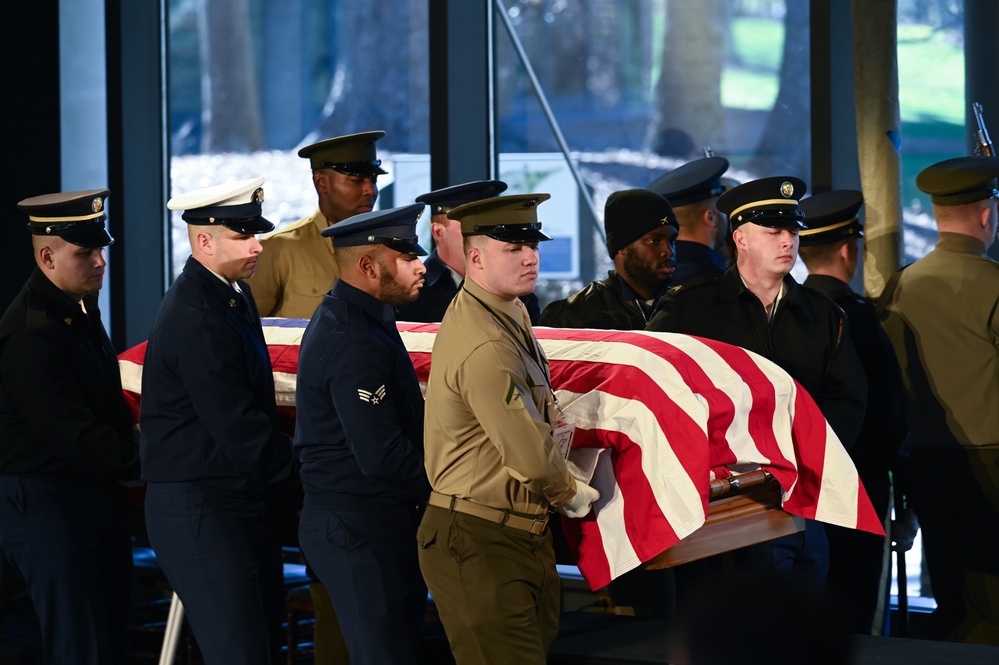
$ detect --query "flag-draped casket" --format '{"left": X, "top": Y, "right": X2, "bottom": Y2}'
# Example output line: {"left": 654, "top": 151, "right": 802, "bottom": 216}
{"left": 119, "top": 318, "right": 883, "bottom": 591}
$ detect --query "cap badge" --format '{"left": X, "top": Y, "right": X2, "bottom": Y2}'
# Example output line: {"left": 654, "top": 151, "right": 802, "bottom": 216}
{"left": 659, "top": 216, "right": 669, "bottom": 225}
{"left": 780, "top": 181, "right": 794, "bottom": 198}
{"left": 92, "top": 197, "right": 104, "bottom": 213}
{"left": 358, "top": 385, "right": 387, "bottom": 406}
{"left": 367, "top": 235, "right": 376, "bottom": 242}
{"left": 252, "top": 187, "right": 265, "bottom": 204}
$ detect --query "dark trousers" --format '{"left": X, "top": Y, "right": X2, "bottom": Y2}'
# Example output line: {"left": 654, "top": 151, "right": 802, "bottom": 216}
{"left": 417, "top": 505, "right": 560, "bottom": 665}
{"left": 733, "top": 518, "right": 830, "bottom": 588}
{"left": 911, "top": 448, "right": 999, "bottom": 645}
{"left": 299, "top": 497, "right": 427, "bottom": 665}
{"left": 0, "top": 476, "right": 132, "bottom": 665}
{"left": 144, "top": 482, "right": 285, "bottom": 665}
{"left": 826, "top": 523, "right": 888, "bottom": 634}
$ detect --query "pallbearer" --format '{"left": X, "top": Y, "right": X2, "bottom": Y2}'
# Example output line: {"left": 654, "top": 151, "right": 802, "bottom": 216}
{"left": 295, "top": 204, "right": 431, "bottom": 665}
{"left": 418, "top": 194, "right": 599, "bottom": 665}
{"left": 140, "top": 178, "right": 294, "bottom": 665}
{"left": 0, "top": 189, "right": 139, "bottom": 664}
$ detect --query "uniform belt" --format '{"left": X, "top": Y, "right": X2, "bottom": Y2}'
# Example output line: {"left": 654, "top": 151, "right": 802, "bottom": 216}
{"left": 428, "top": 491, "right": 549, "bottom": 535}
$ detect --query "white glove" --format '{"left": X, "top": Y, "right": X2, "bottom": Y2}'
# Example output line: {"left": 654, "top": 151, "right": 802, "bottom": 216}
{"left": 558, "top": 480, "right": 600, "bottom": 518}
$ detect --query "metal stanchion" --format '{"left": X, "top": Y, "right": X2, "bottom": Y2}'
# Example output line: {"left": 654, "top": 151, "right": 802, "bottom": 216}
{"left": 892, "top": 479, "right": 910, "bottom": 638}
{"left": 895, "top": 542, "right": 909, "bottom": 637}
{"left": 158, "top": 591, "right": 185, "bottom": 665}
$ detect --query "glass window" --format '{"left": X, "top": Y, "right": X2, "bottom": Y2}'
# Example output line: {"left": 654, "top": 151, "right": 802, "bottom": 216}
{"left": 898, "top": 1, "right": 966, "bottom": 264}
{"left": 167, "top": 0, "right": 430, "bottom": 278}
{"left": 493, "top": 0, "right": 810, "bottom": 304}
{"left": 168, "top": 1, "right": 810, "bottom": 300}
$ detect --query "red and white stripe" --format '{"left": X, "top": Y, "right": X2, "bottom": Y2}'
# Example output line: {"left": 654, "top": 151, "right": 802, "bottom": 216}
{"left": 119, "top": 318, "right": 883, "bottom": 591}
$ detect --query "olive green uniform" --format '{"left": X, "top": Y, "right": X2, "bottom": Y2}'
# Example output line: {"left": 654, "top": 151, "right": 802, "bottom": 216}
{"left": 418, "top": 279, "right": 577, "bottom": 665}
{"left": 246, "top": 208, "right": 338, "bottom": 318}
{"left": 881, "top": 232, "right": 999, "bottom": 644}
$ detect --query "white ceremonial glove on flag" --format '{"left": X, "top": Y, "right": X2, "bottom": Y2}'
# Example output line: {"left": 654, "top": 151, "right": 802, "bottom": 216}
{"left": 558, "top": 459, "right": 600, "bottom": 518}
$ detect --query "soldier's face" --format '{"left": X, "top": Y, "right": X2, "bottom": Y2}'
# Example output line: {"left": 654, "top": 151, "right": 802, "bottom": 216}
{"left": 619, "top": 226, "right": 677, "bottom": 295}
{"left": 472, "top": 238, "right": 540, "bottom": 300}
{"left": 431, "top": 216, "right": 466, "bottom": 276}
{"left": 41, "top": 238, "right": 107, "bottom": 300}
{"left": 212, "top": 228, "right": 263, "bottom": 282}
{"left": 735, "top": 223, "right": 799, "bottom": 279}
{"left": 376, "top": 250, "right": 427, "bottom": 305}
{"left": 318, "top": 170, "right": 379, "bottom": 224}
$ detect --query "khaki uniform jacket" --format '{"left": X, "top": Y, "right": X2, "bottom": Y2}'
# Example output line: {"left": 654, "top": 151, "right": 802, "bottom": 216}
{"left": 424, "top": 279, "right": 576, "bottom": 515}
{"left": 881, "top": 232, "right": 999, "bottom": 450}
{"left": 246, "top": 208, "right": 338, "bottom": 318}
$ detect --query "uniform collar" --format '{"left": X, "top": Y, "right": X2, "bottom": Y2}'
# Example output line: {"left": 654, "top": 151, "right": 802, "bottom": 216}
{"left": 310, "top": 208, "right": 336, "bottom": 258}
{"left": 935, "top": 231, "right": 990, "bottom": 257}
{"left": 184, "top": 256, "right": 248, "bottom": 306}
{"left": 675, "top": 240, "right": 728, "bottom": 270}
{"left": 804, "top": 273, "right": 852, "bottom": 296}
{"left": 422, "top": 251, "right": 462, "bottom": 288}
{"left": 718, "top": 263, "right": 804, "bottom": 308}
{"left": 331, "top": 279, "right": 396, "bottom": 324}
{"left": 27, "top": 268, "right": 97, "bottom": 319}
{"left": 462, "top": 278, "right": 528, "bottom": 326}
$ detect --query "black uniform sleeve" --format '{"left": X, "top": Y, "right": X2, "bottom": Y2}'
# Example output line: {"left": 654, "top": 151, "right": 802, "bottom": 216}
{"left": 812, "top": 308, "right": 868, "bottom": 450}
{"left": 1, "top": 325, "right": 138, "bottom": 479}
{"left": 174, "top": 313, "right": 293, "bottom": 484}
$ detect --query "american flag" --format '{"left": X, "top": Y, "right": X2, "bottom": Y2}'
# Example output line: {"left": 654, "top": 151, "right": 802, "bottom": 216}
{"left": 119, "top": 318, "right": 884, "bottom": 591}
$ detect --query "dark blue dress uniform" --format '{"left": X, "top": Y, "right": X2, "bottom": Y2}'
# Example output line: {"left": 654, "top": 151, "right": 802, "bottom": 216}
{"left": 647, "top": 177, "right": 868, "bottom": 588}
{"left": 295, "top": 205, "right": 431, "bottom": 665}
{"left": 140, "top": 179, "right": 293, "bottom": 665}
{"left": 799, "top": 189, "right": 907, "bottom": 633}
{"left": 395, "top": 179, "right": 542, "bottom": 324}
{"left": 671, "top": 240, "right": 728, "bottom": 285}
{"left": 0, "top": 190, "right": 138, "bottom": 665}
{"left": 648, "top": 156, "right": 732, "bottom": 286}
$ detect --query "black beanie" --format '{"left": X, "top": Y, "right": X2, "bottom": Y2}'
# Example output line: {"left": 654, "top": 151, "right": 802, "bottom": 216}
{"left": 604, "top": 189, "right": 678, "bottom": 257}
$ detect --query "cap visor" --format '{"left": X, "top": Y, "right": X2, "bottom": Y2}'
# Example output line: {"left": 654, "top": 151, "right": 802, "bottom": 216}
{"left": 483, "top": 228, "right": 552, "bottom": 243}
{"left": 745, "top": 217, "right": 806, "bottom": 231}
{"left": 226, "top": 216, "right": 275, "bottom": 234}
{"left": 61, "top": 228, "right": 115, "bottom": 248}
{"left": 401, "top": 242, "right": 429, "bottom": 257}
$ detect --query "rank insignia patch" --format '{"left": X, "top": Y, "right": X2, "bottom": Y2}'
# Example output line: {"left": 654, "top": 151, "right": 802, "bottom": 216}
{"left": 504, "top": 377, "right": 526, "bottom": 410}
{"left": 358, "top": 385, "right": 387, "bottom": 405}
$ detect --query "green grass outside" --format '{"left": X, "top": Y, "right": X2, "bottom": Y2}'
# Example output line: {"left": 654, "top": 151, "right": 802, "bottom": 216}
{"left": 724, "top": 17, "right": 965, "bottom": 124}
{"left": 722, "top": 15, "right": 965, "bottom": 208}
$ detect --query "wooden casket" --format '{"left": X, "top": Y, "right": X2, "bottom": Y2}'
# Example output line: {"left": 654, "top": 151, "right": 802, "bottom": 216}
{"left": 120, "top": 319, "right": 880, "bottom": 592}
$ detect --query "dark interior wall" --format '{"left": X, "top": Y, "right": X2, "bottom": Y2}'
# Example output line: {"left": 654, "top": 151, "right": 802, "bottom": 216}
{"left": 2, "top": 1, "right": 62, "bottom": 312}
